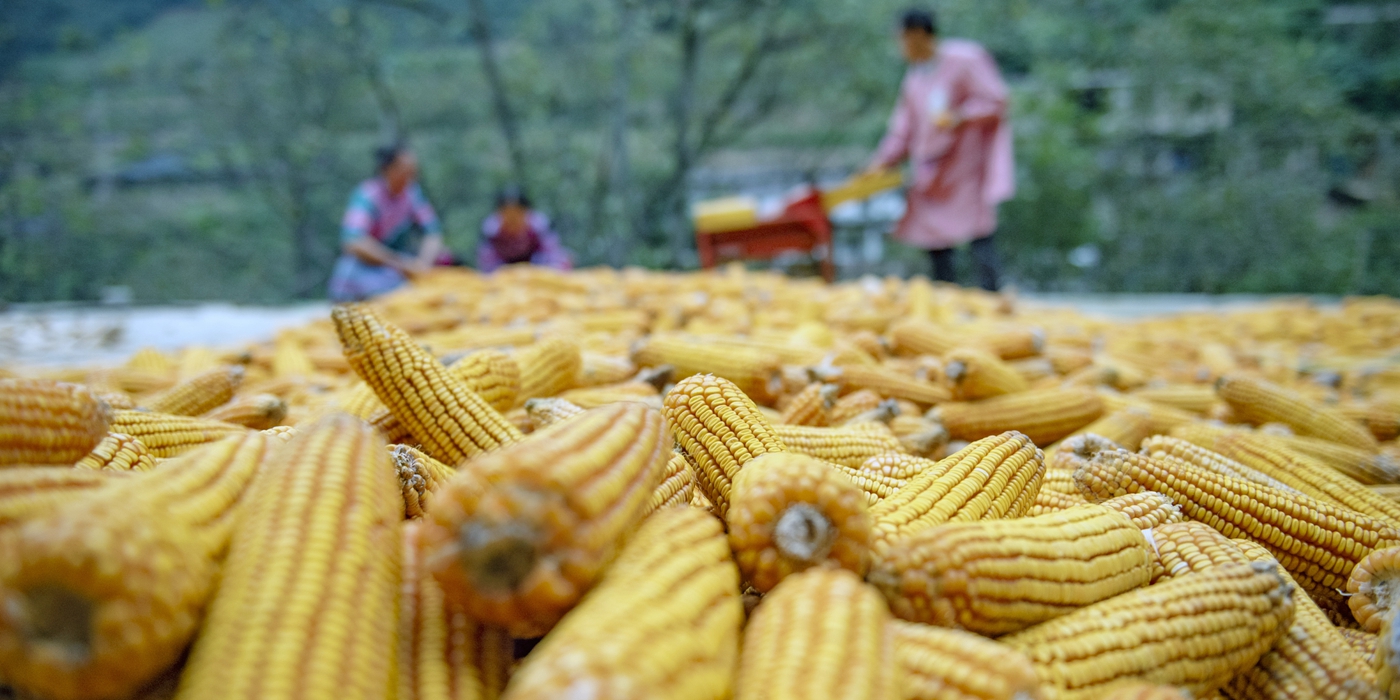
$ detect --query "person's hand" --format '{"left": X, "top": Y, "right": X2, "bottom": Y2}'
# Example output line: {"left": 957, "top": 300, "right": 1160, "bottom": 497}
{"left": 934, "top": 110, "right": 962, "bottom": 130}
{"left": 397, "top": 258, "right": 430, "bottom": 280}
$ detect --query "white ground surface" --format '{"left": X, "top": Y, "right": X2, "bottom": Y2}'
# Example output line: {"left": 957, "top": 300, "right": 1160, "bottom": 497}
{"left": 0, "top": 293, "right": 1337, "bottom": 370}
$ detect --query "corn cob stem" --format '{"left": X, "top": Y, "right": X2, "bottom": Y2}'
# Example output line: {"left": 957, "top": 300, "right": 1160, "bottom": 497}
{"left": 663, "top": 374, "right": 788, "bottom": 515}
{"left": 173, "top": 414, "right": 402, "bottom": 700}
{"left": 421, "top": 403, "right": 669, "bottom": 636}
{"left": 501, "top": 508, "right": 743, "bottom": 700}
{"left": 736, "top": 568, "right": 900, "bottom": 700}
{"left": 0, "top": 432, "right": 273, "bottom": 700}
{"left": 1002, "top": 562, "right": 1295, "bottom": 700}
{"left": 1, "top": 379, "right": 112, "bottom": 466}
{"left": 141, "top": 366, "right": 243, "bottom": 417}
{"left": 74, "top": 432, "right": 156, "bottom": 472}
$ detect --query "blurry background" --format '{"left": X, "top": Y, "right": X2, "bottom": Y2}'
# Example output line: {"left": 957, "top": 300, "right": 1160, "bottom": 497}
{"left": 0, "top": 0, "right": 1397, "bottom": 303}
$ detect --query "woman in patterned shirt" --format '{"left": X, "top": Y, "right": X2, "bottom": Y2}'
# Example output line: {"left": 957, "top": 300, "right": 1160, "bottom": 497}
{"left": 328, "top": 144, "right": 449, "bottom": 301}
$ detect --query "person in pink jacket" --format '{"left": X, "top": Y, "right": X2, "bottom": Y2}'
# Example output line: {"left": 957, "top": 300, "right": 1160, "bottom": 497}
{"left": 866, "top": 8, "right": 1015, "bottom": 291}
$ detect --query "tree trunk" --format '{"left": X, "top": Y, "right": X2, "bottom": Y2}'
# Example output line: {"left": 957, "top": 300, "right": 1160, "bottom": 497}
{"left": 665, "top": 0, "right": 702, "bottom": 266}
{"left": 465, "top": 0, "right": 528, "bottom": 187}
{"left": 590, "top": 0, "right": 637, "bottom": 267}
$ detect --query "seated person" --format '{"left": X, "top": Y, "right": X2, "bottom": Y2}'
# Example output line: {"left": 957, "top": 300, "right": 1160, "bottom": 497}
{"left": 328, "top": 144, "right": 449, "bottom": 301}
{"left": 477, "top": 186, "right": 573, "bottom": 272}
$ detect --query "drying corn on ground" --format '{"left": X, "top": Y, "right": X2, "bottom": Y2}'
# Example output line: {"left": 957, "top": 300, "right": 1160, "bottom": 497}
{"left": 3, "top": 264, "right": 1400, "bottom": 700}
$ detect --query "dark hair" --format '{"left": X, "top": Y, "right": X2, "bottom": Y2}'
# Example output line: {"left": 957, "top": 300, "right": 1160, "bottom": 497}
{"left": 900, "top": 8, "right": 937, "bottom": 36}
{"left": 495, "top": 184, "right": 532, "bottom": 209}
{"left": 374, "top": 143, "right": 409, "bottom": 174}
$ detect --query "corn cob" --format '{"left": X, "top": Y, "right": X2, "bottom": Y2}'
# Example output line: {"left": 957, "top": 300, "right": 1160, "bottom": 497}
{"left": 74, "top": 432, "right": 157, "bottom": 472}
{"left": 1230, "top": 538, "right": 1383, "bottom": 700}
{"left": 727, "top": 452, "right": 872, "bottom": 592}
{"left": 0, "top": 468, "right": 115, "bottom": 527}
{"left": 0, "top": 379, "right": 112, "bottom": 466}
{"left": 91, "top": 389, "right": 136, "bottom": 410}
{"left": 392, "top": 444, "right": 459, "bottom": 520}
{"left": 0, "top": 431, "right": 272, "bottom": 700}
{"left": 363, "top": 349, "right": 525, "bottom": 435}
{"left": 633, "top": 334, "right": 782, "bottom": 405}
{"left": 270, "top": 333, "right": 316, "bottom": 379}
{"left": 1072, "top": 447, "right": 1400, "bottom": 615}
{"left": 830, "top": 389, "right": 891, "bottom": 425}
{"left": 1174, "top": 425, "right": 1400, "bottom": 526}
{"left": 778, "top": 382, "right": 839, "bottom": 426}
{"left": 1002, "top": 562, "right": 1294, "bottom": 700}
{"left": 1338, "top": 402, "right": 1400, "bottom": 443}
{"left": 888, "top": 318, "right": 960, "bottom": 357}
{"left": 1131, "top": 384, "right": 1216, "bottom": 414}
{"left": 502, "top": 507, "right": 743, "bottom": 700}
{"left": 929, "top": 388, "right": 1103, "bottom": 446}
{"left": 1349, "top": 546, "right": 1400, "bottom": 633}
{"left": 870, "top": 504, "right": 1153, "bottom": 635}
{"left": 1101, "top": 491, "right": 1184, "bottom": 529}
{"left": 511, "top": 338, "right": 582, "bottom": 405}
{"left": 1339, "top": 627, "right": 1378, "bottom": 665}
{"left": 421, "top": 403, "right": 668, "bottom": 636}
{"left": 577, "top": 351, "right": 636, "bottom": 387}
{"left": 1060, "top": 408, "right": 1153, "bottom": 451}
{"left": 811, "top": 363, "right": 951, "bottom": 407}
{"left": 1141, "top": 434, "right": 1303, "bottom": 494}
{"left": 835, "top": 464, "right": 909, "bottom": 505}
{"left": 173, "top": 415, "right": 400, "bottom": 700}
{"left": 770, "top": 423, "right": 906, "bottom": 469}
{"left": 870, "top": 432, "right": 1044, "bottom": 552}
{"left": 645, "top": 451, "right": 695, "bottom": 515}
{"left": 1379, "top": 485, "right": 1400, "bottom": 503}
{"left": 125, "top": 346, "right": 176, "bottom": 375}
{"left": 944, "top": 347, "right": 1029, "bottom": 400}
{"left": 1096, "top": 684, "right": 1192, "bottom": 700}
{"left": 861, "top": 452, "right": 940, "bottom": 481}
{"left": 332, "top": 304, "right": 523, "bottom": 465}
{"left": 200, "top": 392, "right": 288, "bottom": 430}
{"left": 105, "top": 367, "right": 176, "bottom": 395}
{"left": 262, "top": 424, "right": 297, "bottom": 441}
{"left": 1217, "top": 373, "right": 1379, "bottom": 451}
{"left": 663, "top": 374, "right": 788, "bottom": 514}
{"left": 1150, "top": 521, "right": 1250, "bottom": 582}
{"left": 1380, "top": 608, "right": 1400, "bottom": 699}
{"left": 1030, "top": 488, "right": 1089, "bottom": 515}
{"left": 556, "top": 381, "right": 659, "bottom": 410}
{"left": 889, "top": 620, "right": 1044, "bottom": 700}
{"left": 400, "top": 522, "right": 511, "bottom": 700}
{"left": 888, "top": 414, "right": 950, "bottom": 458}
{"left": 735, "top": 568, "right": 899, "bottom": 700}
{"left": 1267, "top": 432, "right": 1400, "bottom": 485}
{"left": 1098, "top": 390, "right": 1199, "bottom": 435}
{"left": 141, "top": 366, "right": 243, "bottom": 416}
{"left": 108, "top": 409, "right": 248, "bottom": 458}
{"left": 522, "top": 397, "right": 586, "bottom": 430}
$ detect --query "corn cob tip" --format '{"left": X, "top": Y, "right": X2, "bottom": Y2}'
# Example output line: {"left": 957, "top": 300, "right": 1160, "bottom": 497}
{"left": 635, "top": 363, "right": 674, "bottom": 390}
{"left": 1062, "top": 433, "right": 1123, "bottom": 460}
{"left": 772, "top": 502, "right": 838, "bottom": 564}
{"left": 452, "top": 520, "right": 541, "bottom": 593}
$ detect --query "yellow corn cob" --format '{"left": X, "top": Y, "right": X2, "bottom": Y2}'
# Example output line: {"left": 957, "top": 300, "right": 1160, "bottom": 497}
{"left": 1378, "top": 485, "right": 1400, "bottom": 503}
{"left": 332, "top": 304, "right": 523, "bottom": 465}
{"left": 930, "top": 388, "right": 1103, "bottom": 446}
{"left": 0, "top": 431, "right": 273, "bottom": 700}
{"left": 501, "top": 507, "right": 743, "bottom": 700}
{"left": 1349, "top": 546, "right": 1400, "bottom": 633}
{"left": 577, "top": 351, "right": 636, "bottom": 387}
{"left": 1141, "top": 435, "right": 1304, "bottom": 494}
{"left": 778, "top": 383, "right": 840, "bottom": 427}
{"left": 1230, "top": 539, "right": 1382, "bottom": 700}
{"left": 887, "top": 414, "right": 949, "bottom": 458}
{"left": 870, "top": 504, "right": 1153, "bottom": 635}
{"left": 125, "top": 346, "right": 176, "bottom": 375}
{"left": 392, "top": 444, "right": 459, "bottom": 520}
{"left": 1002, "top": 562, "right": 1295, "bottom": 700}
{"left": 1030, "top": 488, "right": 1089, "bottom": 515}
{"left": 830, "top": 389, "right": 888, "bottom": 425}
{"left": 727, "top": 452, "right": 872, "bottom": 592}
{"left": 109, "top": 409, "right": 248, "bottom": 458}
{"left": 974, "top": 326, "right": 1044, "bottom": 361}
{"left": 421, "top": 403, "right": 669, "bottom": 635}
{"left": 1, "top": 379, "right": 112, "bottom": 465}
{"left": 75, "top": 432, "right": 157, "bottom": 472}
{"left": 399, "top": 522, "right": 511, "bottom": 700}
{"left": 1150, "top": 521, "right": 1250, "bottom": 582}
{"left": 173, "top": 415, "right": 401, "bottom": 700}
{"left": 1337, "top": 402, "right": 1400, "bottom": 442}
{"left": 1073, "top": 447, "right": 1400, "bottom": 615}
{"left": 105, "top": 366, "right": 177, "bottom": 395}
{"left": 1174, "top": 425, "right": 1400, "bottom": 526}
{"left": 888, "top": 318, "right": 960, "bottom": 357}
{"left": 262, "top": 425, "right": 297, "bottom": 441}
{"left": 1131, "top": 384, "right": 1216, "bottom": 414}
{"left": 90, "top": 389, "right": 136, "bottom": 410}
{"left": 556, "top": 380, "right": 658, "bottom": 409}
{"left": 870, "top": 432, "right": 1044, "bottom": 552}
{"left": 1095, "top": 684, "right": 1192, "bottom": 700}
{"left": 633, "top": 334, "right": 782, "bottom": 405}
{"left": 944, "top": 347, "right": 1029, "bottom": 400}
{"left": 811, "top": 364, "right": 951, "bottom": 407}
{"left": 771, "top": 423, "right": 906, "bottom": 468}
{"left": 141, "top": 366, "right": 243, "bottom": 416}
{"left": 1218, "top": 373, "right": 1379, "bottom": 451}
{"left": 269, "top": 334, "right": 316, "bottom": 379}
{"left": 1097, "top": 390, "right": 1199, "bottom": 435}
{"left": 338, "top": 382, "right": 386, "bottom": 419}
{"left": 364, "top": 350, "right": 525, "bottom": 437}
{"left": 200, "top": 392, "right": 288, "bottom": 430}
{"left": 1101, "top": 491, "right": 1184, "bottom": 529}
{"left": 1059, "top": 408, "right": 1153, "bottom": 451}
{"left": 1380, "top": 609, "right": 1400, "bottom": 699}
{"left": 834, "top": 464, "right": 909, "bottom": 505}
{"left": 889, "top": 619, "right": 1044, "bottom": 700}
{"left": 663, "top": 374, "right": 788, "bottom": 514}
{"left": 735, "top": 568, "right": 899, "bottom": 700}
{"left": 1267, "top": 432, "right": 1400, "bottom": 485}
{"left": 511, "top": 338, "right": 582, "bottom": 405}
{"left": 645, "top": 451, "right": 695, "bottom": 515}
{"left": 523, "top": 397, "right": 586, "bottom": 430}
{"left": 1339, "top": 627, "right": 1378, "bottom": 665}
{"left": 861, "top": 452, "right": 940, "bottom": 481}
{"left": 0, "top": 468, "right": 116, "bottom": 527}
{"left": 176, "top": 345, "right": 221, "bottom": 380}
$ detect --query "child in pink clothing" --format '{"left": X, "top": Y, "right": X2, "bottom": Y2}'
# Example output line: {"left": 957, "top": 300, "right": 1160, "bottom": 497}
{"left": 867, "top": 9, "right": 1014, "bottom": 291}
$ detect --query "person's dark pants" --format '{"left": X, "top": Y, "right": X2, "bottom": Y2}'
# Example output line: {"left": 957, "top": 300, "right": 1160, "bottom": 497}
{"left": 929, "top": 235, "right": 1001, "bottom": 292}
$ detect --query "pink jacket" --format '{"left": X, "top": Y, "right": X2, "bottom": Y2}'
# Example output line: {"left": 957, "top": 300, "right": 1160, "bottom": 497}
{"left": 871, "top": 39, "right": 1015, "bottom": 249}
